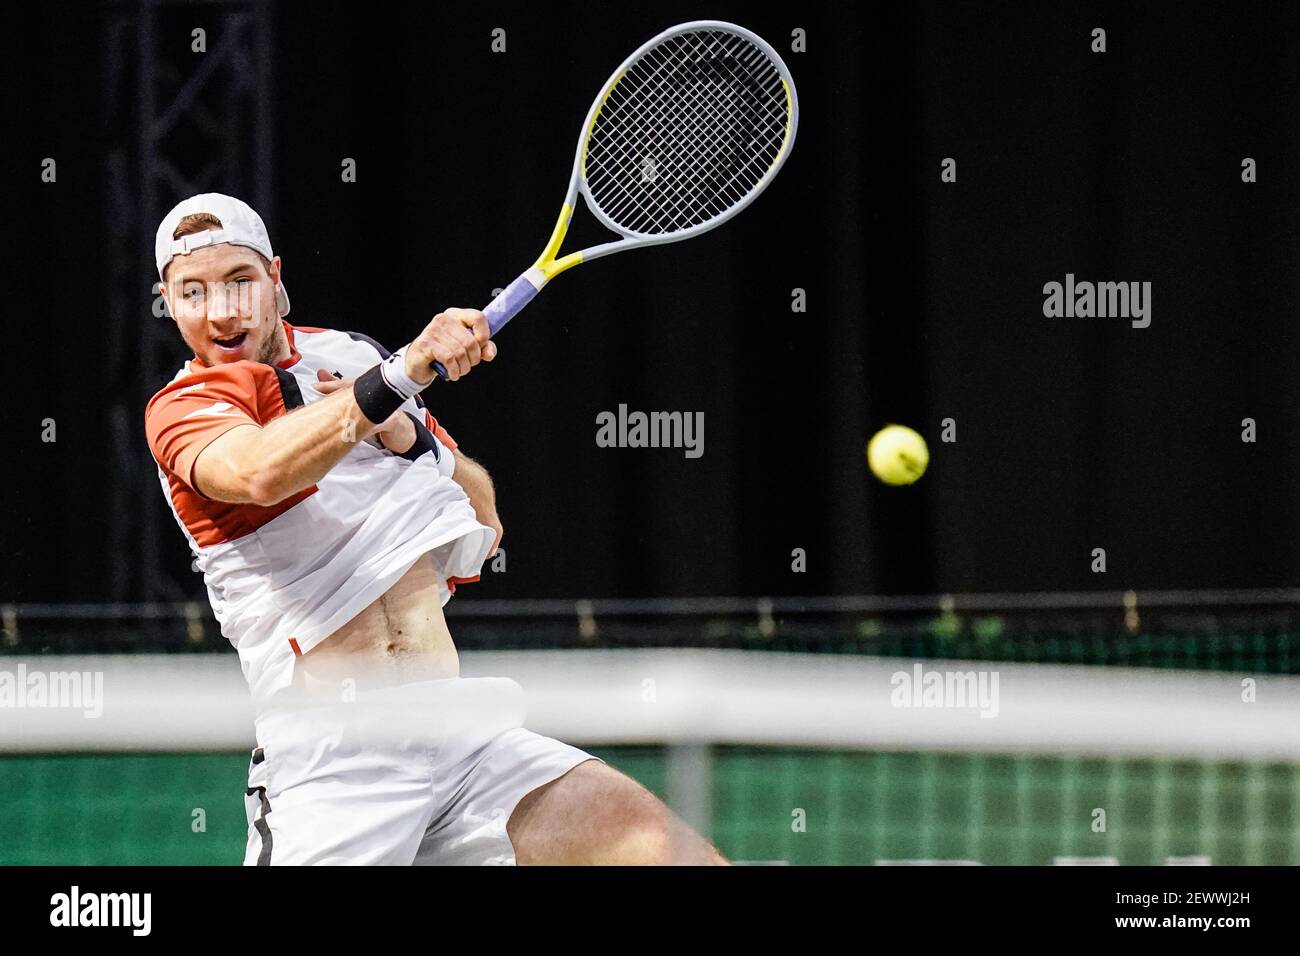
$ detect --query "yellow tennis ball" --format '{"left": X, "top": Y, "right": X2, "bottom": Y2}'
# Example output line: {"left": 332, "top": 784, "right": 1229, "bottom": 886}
{"left": 867, "top": 425, "right": 929, "bottom": 486}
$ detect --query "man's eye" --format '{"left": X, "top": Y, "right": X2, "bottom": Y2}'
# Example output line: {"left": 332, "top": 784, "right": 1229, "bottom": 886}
{"left": 236, "top": 278, "right": 252, "bottom": 285}
{"left": 184, "top": 288, "right": 203, "bottom": 299}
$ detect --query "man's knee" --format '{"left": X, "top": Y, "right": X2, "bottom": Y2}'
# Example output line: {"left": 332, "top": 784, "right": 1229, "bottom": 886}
{"left": 610, "top": 813, "right": 729, "bottom": 866}
{"left": 511, "top": 761, "right": 728, "bottom": 865}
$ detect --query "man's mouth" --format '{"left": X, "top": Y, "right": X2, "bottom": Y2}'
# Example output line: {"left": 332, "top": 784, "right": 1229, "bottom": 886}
{"left": 213, "top": 332, "right": 248, "bottom": 352}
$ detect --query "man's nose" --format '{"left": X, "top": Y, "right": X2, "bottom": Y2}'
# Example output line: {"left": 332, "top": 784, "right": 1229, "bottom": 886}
{"left": 205, "top": 283, "right": 237, "bottom": 321}
{"left": 206, "top": 282, "right": 257, "bottom": 322}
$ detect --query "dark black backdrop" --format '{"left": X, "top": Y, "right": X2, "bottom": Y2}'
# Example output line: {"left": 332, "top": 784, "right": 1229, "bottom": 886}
{"left": 5, "top": 1, "right": 1300, "bottom": 603}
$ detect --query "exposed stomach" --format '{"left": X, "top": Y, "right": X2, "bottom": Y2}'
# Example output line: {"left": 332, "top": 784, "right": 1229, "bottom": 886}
{"left": 293, "top": 554, "right": 460, "bottom": 691}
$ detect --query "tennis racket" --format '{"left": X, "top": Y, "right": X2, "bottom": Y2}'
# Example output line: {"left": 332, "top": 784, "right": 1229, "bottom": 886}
{"left": 430, "top": 19, "right": 799, "bottom": 379}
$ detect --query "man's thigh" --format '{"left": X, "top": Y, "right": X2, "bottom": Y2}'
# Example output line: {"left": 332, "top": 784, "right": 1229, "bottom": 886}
{"left": 506, "top": 759, "right": 729, "bottom": 865}
{"left": 416, "top": 725, "right": 592, "bottom": 865}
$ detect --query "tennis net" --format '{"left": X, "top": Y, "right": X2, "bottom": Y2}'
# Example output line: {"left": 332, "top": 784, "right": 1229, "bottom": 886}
{"left": 2, "top": 591, "right": 1298, "bottom": 865}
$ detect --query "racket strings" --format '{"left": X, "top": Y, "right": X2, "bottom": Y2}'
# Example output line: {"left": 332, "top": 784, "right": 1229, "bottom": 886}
{"left": 590, "top": 35, "right": 783, "bottom": 230}
{"left": 596, "top": 66, "right": 751, "bottom": 227}
{"left": 645, "top": 55, "right": 768, "bottom": 215}
{"left": 594, "top": 39, "right": 786, "bottom": 227}
{"left": 585, "top": 28, "right": 790, "bottom": 236}
{"left": 592, "top": 84, "right": 771, "bottom": 232}
{"left": 594, "top": 66, "right": 748, "bottom": 224}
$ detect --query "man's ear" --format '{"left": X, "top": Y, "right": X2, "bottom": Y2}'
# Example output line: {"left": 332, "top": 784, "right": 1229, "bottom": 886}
{"left": 267, "top": 257, "right": 286, "bottom": 319}
{"left": 158, "top": 279, "right": 175, "bottom": 321}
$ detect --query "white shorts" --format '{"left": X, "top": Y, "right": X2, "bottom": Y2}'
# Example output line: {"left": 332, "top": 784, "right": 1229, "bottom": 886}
{"left": 242, "top": 676, "right": 598, "bottom": 865}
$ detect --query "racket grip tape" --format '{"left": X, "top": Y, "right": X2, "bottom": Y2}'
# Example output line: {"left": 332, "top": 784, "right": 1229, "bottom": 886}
{"left": 483, "top": 271, "right": 543, "bottom": 335}
{"left": 430, "top": 271, "right": 543, "bottom": 380}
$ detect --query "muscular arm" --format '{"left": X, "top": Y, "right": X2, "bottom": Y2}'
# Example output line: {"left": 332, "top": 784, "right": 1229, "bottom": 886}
{"left": 452, "top": 449, "right": 503, "bottom": 556}
{"left": 194, "top": 386, "right": 381, "bottom": 505}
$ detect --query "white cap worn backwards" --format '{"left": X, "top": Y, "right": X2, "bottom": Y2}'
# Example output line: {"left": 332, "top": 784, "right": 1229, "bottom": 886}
{"left": 154, "top": 193, "right": 290, "bottom": 316}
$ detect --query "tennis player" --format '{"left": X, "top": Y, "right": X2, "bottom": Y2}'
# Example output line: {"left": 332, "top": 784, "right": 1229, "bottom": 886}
{"left": 144, "top": 193, "right": 726, "bottom": 865}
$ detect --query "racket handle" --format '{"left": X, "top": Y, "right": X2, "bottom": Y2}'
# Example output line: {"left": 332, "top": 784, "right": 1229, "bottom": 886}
{"left": 429, "top": 271, "right": 542, "bottom": 380}
{"left": 483, "top": 271, "right": 543, "bottom": 335}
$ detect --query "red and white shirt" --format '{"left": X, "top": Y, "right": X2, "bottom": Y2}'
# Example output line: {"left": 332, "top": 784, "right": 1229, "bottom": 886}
{"left": 145, "top": 321, "right": 494, "bottom": 705}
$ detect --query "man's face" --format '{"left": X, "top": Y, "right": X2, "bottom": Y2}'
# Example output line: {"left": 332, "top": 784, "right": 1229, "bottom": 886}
{"left": 162, "top": 242, "right": 285, "bottom": 366}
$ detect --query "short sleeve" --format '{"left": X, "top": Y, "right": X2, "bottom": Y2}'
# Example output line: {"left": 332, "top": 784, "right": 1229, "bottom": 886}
{"left": 145, "top": 362, "right": 277, "bottom": 494}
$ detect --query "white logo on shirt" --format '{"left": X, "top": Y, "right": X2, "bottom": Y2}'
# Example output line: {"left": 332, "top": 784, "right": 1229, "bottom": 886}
{"left": 180, "top": 401, "right": 246, "bottom": 421}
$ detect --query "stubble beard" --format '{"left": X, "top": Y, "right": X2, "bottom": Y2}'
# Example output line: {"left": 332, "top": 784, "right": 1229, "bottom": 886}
{"left": 255, "top": 314, "right": 287, "bottom": 364}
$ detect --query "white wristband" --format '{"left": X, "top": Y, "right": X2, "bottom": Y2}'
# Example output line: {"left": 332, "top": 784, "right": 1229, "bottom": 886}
{"left": 378, "top": 346, "right": 427, "bottom": 399}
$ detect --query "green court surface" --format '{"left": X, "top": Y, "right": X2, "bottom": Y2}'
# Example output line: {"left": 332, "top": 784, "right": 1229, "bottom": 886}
{"left": 3, "top": 748, "right": 1296, "bottom": 865}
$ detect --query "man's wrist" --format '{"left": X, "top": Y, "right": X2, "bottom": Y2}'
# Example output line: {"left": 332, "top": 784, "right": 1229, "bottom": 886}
{"left": 354, "top": 365, "right": 407, "bottom": 425}
{"left": 392, "top": 412, "right": 441, "bottom": 463}
{"left": 355, "top": 346, "right": 428, "bottom": 426}
{"left": 397, "top": 346, "right": 435, "bottom": 389}
{"left": 380, "top": 415, "right": 419, "bottom": 455}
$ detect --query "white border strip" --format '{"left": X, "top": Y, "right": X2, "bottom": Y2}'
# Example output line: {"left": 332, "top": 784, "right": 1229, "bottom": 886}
{"left": 1, "top": 649, "right": 1296, "bottom": 760}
